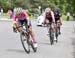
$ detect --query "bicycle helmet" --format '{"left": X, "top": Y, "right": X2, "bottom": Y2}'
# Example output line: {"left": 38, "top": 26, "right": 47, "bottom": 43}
{"left": 15, "top": 7, "right": 22, "bottom": 14}
{"left": 45, "top": 7, "right": 51, "bottom": 13}
{"left": 54, "top": 7, "right": 60, "bottom": 13}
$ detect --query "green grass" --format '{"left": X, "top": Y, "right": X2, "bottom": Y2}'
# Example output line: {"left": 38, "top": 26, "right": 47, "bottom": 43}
{"left": 62, "top": 15, "right": 73, "bottom": 21}
{"left": 3, "top": 13, "right": 9, "bottom": 16}
{"left": 3, "top": 13, "right": 73, "bottom": 21}
{"left": 29, "top": 15, "right": 34, "bottom": 20}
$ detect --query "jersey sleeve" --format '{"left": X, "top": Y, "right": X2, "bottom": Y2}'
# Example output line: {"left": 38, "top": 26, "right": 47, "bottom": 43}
{"left": 13, "top": 14, "right": 17, "bottom": 21}
{"left": 22, "top": 10, "right": 29, "bottom": 20}
{"left": 51, "top": 11, "right": 55, "bottom": 23}
{"left": 59, "top": 13, "right": 62, "bottom": 17}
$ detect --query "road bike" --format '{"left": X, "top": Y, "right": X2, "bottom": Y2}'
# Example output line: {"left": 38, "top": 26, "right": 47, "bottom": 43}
{"left": 20, "top": 22, "right": 37, "bottom": 53}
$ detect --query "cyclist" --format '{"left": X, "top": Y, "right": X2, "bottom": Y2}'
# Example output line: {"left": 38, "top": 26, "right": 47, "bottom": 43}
{"left": 44, "top": 7, "right": 55, "bottom": 33}
{"left": 54, "top": 7, "right": 62, "bottom": 34}
{"left": 13, "top": 7, "right": 37, "bottom": 48}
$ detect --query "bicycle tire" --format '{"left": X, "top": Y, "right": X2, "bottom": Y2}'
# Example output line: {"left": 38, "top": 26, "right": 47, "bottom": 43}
{"left": 55, "top": 25, "right": 59, "bottom": 42}
{"left": 49, "top": 28, "right": 54, "bottom": 45}
{"left": 30, "top": 41, "right": 37, "bottom": 52}
{"left": 20, "top": 33, "right": 30, "bottom": 53}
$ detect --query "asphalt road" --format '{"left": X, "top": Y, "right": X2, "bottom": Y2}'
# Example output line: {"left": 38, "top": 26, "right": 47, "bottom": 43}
{"left": 0, "top": 19, "right": 75, "bottom": 58}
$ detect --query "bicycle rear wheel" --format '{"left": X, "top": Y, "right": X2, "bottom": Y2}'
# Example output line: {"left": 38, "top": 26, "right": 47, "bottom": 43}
{"left": 20, "top": 33, "right": 30, "bottom": 53}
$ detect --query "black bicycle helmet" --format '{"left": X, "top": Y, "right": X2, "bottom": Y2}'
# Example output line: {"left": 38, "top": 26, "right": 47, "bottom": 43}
{"left": 54, "top": 7, "right": 60, "bottom": 13}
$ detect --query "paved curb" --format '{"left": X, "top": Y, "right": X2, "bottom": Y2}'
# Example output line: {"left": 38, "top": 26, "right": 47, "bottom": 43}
{"left": 0, "top": 17, "right": 13, "bottom": 22}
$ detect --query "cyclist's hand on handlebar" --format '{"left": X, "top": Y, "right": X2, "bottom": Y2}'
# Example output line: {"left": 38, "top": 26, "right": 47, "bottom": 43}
{"left": 13, "top": 21, "right": 17, "bottom": 24}
{"left": 60, "top": 22, "right": 62, "bottom": 25}
{"left": 27, "top": 23, "right": 29, "bottom": 28}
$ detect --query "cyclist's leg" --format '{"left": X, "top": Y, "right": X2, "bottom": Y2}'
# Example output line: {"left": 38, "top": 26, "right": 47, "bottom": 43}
{"left": 58, "top": 25, "right": 61, "bottom": 34}
{"left": 58, "top": 20, "right": 62, "bottom": 34}
{"left": 51, "top": 22, "right": 56, "bottom": 41}
{"left": 28, "top": 22, "right": 37, "bottom": 47}
{"left": 45, "top": 20, "right": 49, "bottom": 34}
{"left": 28, "top": 24, "right": 37, "bottom": 42}
{"left": 46, "top": 20, "right": 54, "bottom": 35}
{"left": 51, "top": 23, "right": 55, "bottom": 33}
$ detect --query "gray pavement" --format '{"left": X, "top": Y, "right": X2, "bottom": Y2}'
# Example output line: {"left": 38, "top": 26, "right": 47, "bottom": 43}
{"left": 0, "top": 18, "right": 75, "bottom": 58}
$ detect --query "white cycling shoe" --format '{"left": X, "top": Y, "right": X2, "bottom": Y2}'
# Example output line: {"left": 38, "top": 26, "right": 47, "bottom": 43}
{"left": 33, "top": 42, "right": 38, "bottom": 48}
{"left": 54, "top": 37, "right": 57, "bottom": 41}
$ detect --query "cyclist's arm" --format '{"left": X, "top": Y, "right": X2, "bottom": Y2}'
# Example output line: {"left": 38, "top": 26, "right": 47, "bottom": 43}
{"left": 60, "top": 16, "right": 62, "bottom": 25}
{"left": 59, "top": 14, "right": 62, "bottom": 25}
{"left": 44, "top": 12, "right": 48, "bottom": 24}
{"left": 23, "top": 10, "right": 30, "bottom": 25}
{"left": 12, "top": 14, "right": 18, "bottom": 28}
{"left": 51, "top": 11, "right": 55, "bottom": 23}
{"left": 13, "top": 14, "right": 17, "bottom": 24}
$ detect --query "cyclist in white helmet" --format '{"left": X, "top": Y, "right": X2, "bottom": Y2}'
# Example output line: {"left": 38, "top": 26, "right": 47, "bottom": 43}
{"left": 13, "top": 7, "right": 37, "bottom": 48}
{"left": 44, "top": 7, "right": 55, "bottom": 32}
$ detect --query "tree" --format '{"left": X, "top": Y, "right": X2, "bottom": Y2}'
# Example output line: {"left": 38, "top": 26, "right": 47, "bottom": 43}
{"left": 0, "top": 0, "right": 74, "bottom": 14}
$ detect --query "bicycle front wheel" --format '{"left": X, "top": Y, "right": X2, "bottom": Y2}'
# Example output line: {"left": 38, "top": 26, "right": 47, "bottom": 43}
{"left": 20, "top": 33, "right": 30, "bottom": 53}
{"left": 49, "top": 28, "right": 54, "bottom": 45}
